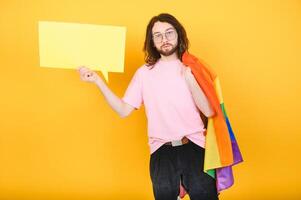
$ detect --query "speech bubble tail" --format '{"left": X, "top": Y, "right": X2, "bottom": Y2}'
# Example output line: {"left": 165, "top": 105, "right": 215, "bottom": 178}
{"left": 101, "top": 70, "right": 109, "bottom": 83}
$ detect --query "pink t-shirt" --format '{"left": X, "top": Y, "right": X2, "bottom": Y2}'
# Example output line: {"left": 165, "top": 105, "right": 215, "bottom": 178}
{"left": 122, "top": 58, "right": 206, "bottom": 154}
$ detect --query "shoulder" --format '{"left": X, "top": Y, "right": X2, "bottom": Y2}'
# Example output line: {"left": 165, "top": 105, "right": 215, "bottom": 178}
{"left": 135, "top": 63, "right": 154, "bottom": 76}
{"left": 128, "top": 64, "right": 148, "bottom": 83}
{"left": 139, "top": 63, "right": 153, "bottom": 71}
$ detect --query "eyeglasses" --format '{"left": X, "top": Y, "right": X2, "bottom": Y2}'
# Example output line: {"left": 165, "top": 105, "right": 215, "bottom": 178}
{"left": 152, "top": 29, "right": 177, "bottom": 43}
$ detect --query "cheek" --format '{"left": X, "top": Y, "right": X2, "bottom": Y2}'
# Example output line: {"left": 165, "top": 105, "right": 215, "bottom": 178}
{"left": 169, "top": 39, "right": 178, "bottom": 47}
{"left": 152, "top": 41, "right": 158, "bottom": 48}
{"left": 154, "top": 43, "right": 160, "bottom": 48}
{"left": 174, "top": 39, "right": 179, "bottom": 46}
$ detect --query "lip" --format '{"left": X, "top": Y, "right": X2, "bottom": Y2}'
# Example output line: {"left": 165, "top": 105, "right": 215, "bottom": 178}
{"left": 162, "top": 44, "right": 171, "bottom": 48}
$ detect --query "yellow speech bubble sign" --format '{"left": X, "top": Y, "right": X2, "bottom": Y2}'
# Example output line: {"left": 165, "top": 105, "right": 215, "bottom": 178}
{"left": 38, "top": 21, "right": 126, "bottom": 82}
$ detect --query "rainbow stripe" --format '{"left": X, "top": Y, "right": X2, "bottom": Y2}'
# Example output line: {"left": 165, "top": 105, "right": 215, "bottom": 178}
{"left": 182, "top": 52, "right": 243, "bottom": 193}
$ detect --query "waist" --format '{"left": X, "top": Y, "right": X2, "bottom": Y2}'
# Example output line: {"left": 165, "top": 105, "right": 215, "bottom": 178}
{"left": 164, "top": 136, "right": 190, "bottom": 146}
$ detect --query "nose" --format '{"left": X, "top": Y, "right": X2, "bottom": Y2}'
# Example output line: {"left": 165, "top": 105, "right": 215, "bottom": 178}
{"left": 162, "top": 35, "right": 168, "bottom": 43}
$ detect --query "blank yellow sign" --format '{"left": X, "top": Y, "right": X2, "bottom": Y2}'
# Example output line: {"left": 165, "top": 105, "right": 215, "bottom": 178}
{"left": 38, "top": 21, "right": 126, "bottom": 82}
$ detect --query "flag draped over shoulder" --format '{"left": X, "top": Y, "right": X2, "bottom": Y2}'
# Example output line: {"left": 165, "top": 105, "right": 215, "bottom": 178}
{"left": 182, "top": 51, "right": 243, "bottom": 193}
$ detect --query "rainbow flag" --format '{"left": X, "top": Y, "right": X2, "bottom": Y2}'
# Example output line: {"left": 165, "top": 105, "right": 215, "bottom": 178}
{"left": 182, "top": 51, "right": 243, "bottom": 193}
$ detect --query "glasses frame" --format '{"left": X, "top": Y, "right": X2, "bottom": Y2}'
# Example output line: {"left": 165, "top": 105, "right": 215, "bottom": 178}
{"left": 152, "top": 28, "right": 177, "bottom": 44}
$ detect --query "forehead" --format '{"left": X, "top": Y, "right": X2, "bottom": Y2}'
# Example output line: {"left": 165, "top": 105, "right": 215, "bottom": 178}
{"left": 152, "top": 21, "right": 175, "bottom": 34}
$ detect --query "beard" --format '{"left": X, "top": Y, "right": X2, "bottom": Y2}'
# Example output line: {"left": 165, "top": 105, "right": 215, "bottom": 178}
{"left": 156, "top": 43, "right": 178, "bottom": 56}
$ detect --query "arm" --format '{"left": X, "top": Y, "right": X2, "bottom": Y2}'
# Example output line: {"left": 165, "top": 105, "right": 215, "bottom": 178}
{"left": 184, "top": 67, "right": 215, "bottom": 118}
{"left": 78, "top": 66, "right": 135, "bottom": 118}
{"left": 95, "top": 79, "right": 135, "bottom": 118}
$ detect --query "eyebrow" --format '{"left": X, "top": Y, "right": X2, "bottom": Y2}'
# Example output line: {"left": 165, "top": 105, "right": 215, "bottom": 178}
{"left": 152, "top": 27, "right": 174, "bottom": 35}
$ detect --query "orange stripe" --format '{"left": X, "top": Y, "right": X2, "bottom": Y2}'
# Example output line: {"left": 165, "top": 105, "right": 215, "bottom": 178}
{"left": 182, "top": 52, "right": 234, "bottom": 166}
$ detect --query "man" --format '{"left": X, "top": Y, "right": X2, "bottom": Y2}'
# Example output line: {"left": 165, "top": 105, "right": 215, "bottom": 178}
{"left": 78, "top": 13, "right": 219, "bottom": 200}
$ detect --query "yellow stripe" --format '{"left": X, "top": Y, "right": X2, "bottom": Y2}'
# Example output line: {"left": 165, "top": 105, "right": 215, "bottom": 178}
{"left": 204, "top": 118, "right": 222, "bottom": 171}
{"left": 213, "top": 77, "right": 224, "bottom": 104}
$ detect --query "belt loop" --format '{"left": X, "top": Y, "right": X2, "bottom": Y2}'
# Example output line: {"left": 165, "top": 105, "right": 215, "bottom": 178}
{"left": 171, "top": 140, "right": 183, "bottom": 147}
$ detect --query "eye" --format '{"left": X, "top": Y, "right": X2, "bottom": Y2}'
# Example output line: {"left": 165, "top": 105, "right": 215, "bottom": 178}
{"left": 166, "top": 31, "right": 174, "bottom": 35}
{"left": 153, "top": 34, "right": 161, "bottom": 38}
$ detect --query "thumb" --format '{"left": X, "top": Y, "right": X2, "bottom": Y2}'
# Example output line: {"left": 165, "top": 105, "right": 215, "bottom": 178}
{"left": 186, "top": 66, "right": 191, "bottom": 72}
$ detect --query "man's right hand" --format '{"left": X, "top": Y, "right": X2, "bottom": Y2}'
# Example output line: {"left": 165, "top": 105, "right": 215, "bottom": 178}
{"left": 77, "top": 66, "right": 135, "bottom": 118}
{"left": 77, "top": 66, "right": 102, "bottom": 84}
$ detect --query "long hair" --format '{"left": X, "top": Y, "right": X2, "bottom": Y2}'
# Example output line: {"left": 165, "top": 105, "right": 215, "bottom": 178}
{"left": 143, "top": 13, "right": 190, "bottom": 68}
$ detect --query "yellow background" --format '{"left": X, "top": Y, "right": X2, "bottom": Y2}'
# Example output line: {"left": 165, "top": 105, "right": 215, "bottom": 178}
{"left": 1, "top": 0, "right": 300, "bottom": 199}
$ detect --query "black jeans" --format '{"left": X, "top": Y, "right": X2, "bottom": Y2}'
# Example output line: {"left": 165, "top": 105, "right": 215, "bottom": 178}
{"left": 149, "top": 140, "right": 219, "bottom": 200}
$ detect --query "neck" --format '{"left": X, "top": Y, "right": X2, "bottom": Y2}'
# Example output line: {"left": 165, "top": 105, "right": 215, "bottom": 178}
{"left": 159, "top": 52, "right": 179, "bottom": 61}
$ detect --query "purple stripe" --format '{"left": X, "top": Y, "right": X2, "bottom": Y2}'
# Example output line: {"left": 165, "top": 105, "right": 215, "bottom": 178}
{"left": 232, "top": 140, "right": 243, "bottom": 164}
{"left": 216, "top": 139, "right": 243, "bottom": 192}
{"left": 216, "top": 166, "right": 234, "bottom": 192}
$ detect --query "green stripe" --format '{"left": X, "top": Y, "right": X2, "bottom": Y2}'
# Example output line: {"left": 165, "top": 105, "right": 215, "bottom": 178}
{"left": 220, "top": 103, "right": 226, "bottom": 117}
{"left": 205, "top": 169, "right": 216, "bottom": 179}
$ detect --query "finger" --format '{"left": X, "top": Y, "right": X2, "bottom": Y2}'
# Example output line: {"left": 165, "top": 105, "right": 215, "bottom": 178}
{"left": 77, "top": 66, "right": 82, "bottom": 71}
{"left": 79, "top": 66, "right": 89, "bottom": 74}
{"left": 186, "top": 67, "right": 192, "bottom": 74}
{"left": 81, "top": 72, "right": 87, "bottom": 80}
{"left": 78, "top": 66, "right": 86, "bottom": 72}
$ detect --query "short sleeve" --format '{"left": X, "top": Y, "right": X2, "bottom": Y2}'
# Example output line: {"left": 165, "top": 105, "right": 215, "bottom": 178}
{"left": 122, "top": 68, "right": 143, "bottom": 109}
